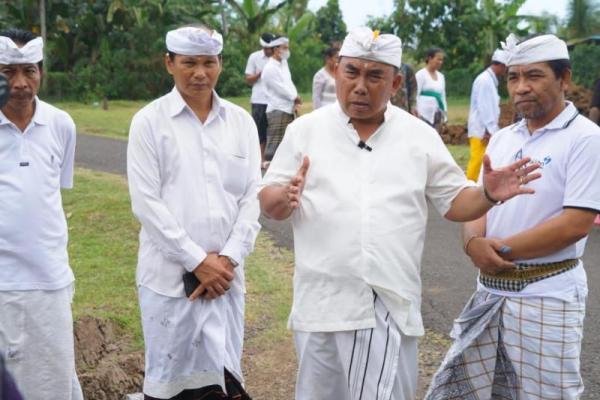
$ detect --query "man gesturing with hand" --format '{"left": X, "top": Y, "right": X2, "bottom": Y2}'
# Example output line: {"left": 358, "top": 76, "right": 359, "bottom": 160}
{"left": 259, "top": 26, "right": 540, "bottom": 400}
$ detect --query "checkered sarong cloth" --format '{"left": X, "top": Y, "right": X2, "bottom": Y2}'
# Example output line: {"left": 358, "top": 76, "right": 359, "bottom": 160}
{"left": 265, "top": 110, "right": 294, "bottom": 161}
{"left": 425, "top": 290, "right": 586, "bottom": 400}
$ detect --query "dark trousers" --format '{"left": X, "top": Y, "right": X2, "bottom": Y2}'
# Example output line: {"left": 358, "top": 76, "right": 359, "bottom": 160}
{"left": 144, "top": 369, "right": 251, "bottom": 400}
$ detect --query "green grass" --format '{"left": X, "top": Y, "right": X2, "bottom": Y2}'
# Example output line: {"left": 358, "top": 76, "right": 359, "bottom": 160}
{"left": 447, "top": 144, "right": 470, "bottom": 170}
{"left": 64, "top": 168, "right": 294, "bottom": 347}
{"left": 61, "top": 92, "right": 468, "bottom": 140}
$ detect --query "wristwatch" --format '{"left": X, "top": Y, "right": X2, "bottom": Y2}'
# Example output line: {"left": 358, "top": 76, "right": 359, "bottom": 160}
{"left": 225, "top": 256, "right": 239, "bottom": 268}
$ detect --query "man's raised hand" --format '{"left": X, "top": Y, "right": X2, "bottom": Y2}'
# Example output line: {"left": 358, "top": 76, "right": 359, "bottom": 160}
{"left": 287, "top": 156, "right": 310, "bottom": 210}
{"left": 482, "top": 155, "right": 542, "bottom": 203}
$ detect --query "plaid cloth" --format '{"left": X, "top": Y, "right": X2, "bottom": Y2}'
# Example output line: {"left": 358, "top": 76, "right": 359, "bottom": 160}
{"left": 265, "top": 110, "right": 294, "bottom": 161}
{"left": 479, "top": 259, "right": 579, "bottom": 292}
{"left": 425, "top": 289, "right": 585, "bottom": 400}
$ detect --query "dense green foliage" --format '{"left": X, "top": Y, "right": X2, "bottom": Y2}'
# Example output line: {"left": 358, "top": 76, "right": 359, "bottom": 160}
{"left": 1, "top": 0, "right": 598, "bottom": 101}
{"left": 571, "top": 44, "right": 600, "bottom": 89}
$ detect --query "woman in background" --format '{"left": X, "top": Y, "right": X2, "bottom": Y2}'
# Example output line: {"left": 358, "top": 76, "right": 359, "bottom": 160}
{"left": 312, "top": 47, "right": 339, "bottom": 110}
{"left": 416, "top": 47, "right": 447, "bottom": 133}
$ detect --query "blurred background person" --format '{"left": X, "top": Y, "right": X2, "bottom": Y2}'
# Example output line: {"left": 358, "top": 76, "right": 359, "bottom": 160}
{"left": 416, "top": 47, "right": 447, "bottom": 133}
{"left": 466, "top": 49, "right": 508, "bottom": 181}
{"left": 391, "top": 62, "right": 418, "bottom": 116}
{"left": 312, "top": 46, "right": 339, "bottom": 110}
{"left": 245, "top": 32, "right": 274, "bottom": 163}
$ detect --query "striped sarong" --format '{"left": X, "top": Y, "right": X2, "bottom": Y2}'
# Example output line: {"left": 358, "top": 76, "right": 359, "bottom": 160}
{"left": 425, "top": 289, "right": 585, "bottom": 399}
{"left": 265, "top": 110, "right": 294, "bottom": 161}
{"left": 294, "top": 294, "right": 418, "bottom": 400}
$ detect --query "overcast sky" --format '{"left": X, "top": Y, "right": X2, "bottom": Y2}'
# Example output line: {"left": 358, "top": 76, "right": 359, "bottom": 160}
{"left": 307, "top": 0, "right": 570, "bottom": 30}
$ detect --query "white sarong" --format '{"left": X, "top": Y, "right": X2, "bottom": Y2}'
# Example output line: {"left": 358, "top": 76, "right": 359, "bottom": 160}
{"left": 426, "top": 289, "right": 586, "bottom": 400}
{"left": 0, "top": 284, "right": 83, "bottom": 400}
{"left": 139, "top": 283, "right": 245, "bottom": 398}
{"left": 294, "top": 294, "right": 418, "bottom": 400}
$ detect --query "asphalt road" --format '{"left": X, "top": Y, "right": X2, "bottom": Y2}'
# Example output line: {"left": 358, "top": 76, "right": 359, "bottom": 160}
{"left": 76, "top": 133, "right": 600, "bottom": 399}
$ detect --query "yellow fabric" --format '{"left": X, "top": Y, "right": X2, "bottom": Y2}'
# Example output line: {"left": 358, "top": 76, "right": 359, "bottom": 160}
{"left": 466, "top": 137, "right": 487, "bottom": 181}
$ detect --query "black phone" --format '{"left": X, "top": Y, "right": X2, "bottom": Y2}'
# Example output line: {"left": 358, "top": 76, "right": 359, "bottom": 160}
{"left": 182, "top": 272, "right": 201, "bottom": 297}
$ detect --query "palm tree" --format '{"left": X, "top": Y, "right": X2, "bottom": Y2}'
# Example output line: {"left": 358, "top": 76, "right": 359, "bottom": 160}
{"left": 566, "top": 0, "right": 600, "bottom": 38}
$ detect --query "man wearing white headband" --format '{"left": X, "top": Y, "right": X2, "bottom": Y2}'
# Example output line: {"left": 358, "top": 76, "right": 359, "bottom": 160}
{"left": 259, "top": 26, "right": 540, "bottom": 400}
{"left": 245, "top": 32, "right": 275, "bottom": 163}
{"left": 466, "top": 48, "right": 509, "bottom": 181}
{"left": 128, "top": 24, "right": 260, "bottom": 400}
{"left": 428, "top": 33, "right": 600, "bottom": 399}
{"left": 0, "top": 28, "right": 82, "bottom": 400}
{"left": 261, "top": 34, "right": 300, "bottom": 167}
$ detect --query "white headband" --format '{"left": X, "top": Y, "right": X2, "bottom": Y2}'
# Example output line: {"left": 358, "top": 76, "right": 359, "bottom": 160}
{"left": 339, "top": 27, "right": 402, "bottom": 68}
{"left": 491, "top": 48, "right": 509, "bottom": 65}
{"left": 259, "top": 38, "right": 271, "bottom": 47}
{"left": 166, "top": 27, "right": 223, "bottom": 56}
{"left": 0, "top": 36, "right": 43, "bottom": 65}
{"left": 268, "top": 37, "right": 289, "bottom": 48}
{"left": 502, "top": 33, "right": 569, "bottom": 66}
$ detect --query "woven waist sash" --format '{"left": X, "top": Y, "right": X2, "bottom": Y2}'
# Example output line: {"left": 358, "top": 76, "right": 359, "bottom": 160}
{"left": 479, "top": 258, "right": 579, "bottom": 292}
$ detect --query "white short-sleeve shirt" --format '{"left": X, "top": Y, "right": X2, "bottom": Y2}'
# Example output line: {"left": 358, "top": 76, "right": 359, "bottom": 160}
{"left": 245, "top": 50, "right": 270, "bottom": 105}
{"left": 260, "top": 103, "right": 472, "bottom": 336}
{"left": 0, "top": 98, "right": 76, "bottom": 291}
{"left": 481, "top": 102, "right": 600, "bottom": 300}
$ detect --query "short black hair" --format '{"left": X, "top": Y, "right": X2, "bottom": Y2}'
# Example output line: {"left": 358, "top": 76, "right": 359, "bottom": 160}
{"left": 425, "top": 47, "right": 444, "bottom": 62}
{"left": 491, "top": 61, "right": 504, "bottom": 66}
{"left": 261, "top": 32, "right": 275, "bottom": 44}
{"left": 0, "top": 28, "right": 43, "bottom": 69}
{"left": 323, "top": 47, "right": 339, "bottom": 59}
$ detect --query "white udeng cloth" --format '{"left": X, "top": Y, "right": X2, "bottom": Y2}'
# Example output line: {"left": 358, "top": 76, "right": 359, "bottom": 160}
{"left": 339, "top": 27, "right": 402, "bottom": 68}
{"left": 502, "top": 33, "right": 569, "bottom": 66}
{"left": 139, "top": 282, "right": 246, "bottom": 398}
{"left": 295, "top": 295, "right": 417, "bottom": 400}
{"left": 0, "top": 285, "right": 83, "bottom": 400}
{"left": 0, "top": 36, "right": 43, "bottom": 64}
{"left": 166, "top": 27, "right": 223, "bottom": 56}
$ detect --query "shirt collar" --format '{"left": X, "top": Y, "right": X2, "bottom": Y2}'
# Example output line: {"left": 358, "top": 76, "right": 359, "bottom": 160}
{"left": 167, "top": 87, "right": 226, "bottom": 121}
{"left": 513, "top": 101, "right": 579, "bottom": 135}
{"left": 0, "top": 96, "right": 48, "bottom": 127}
{"left": 333, "top": 101, "right": 394, "bottom": 126}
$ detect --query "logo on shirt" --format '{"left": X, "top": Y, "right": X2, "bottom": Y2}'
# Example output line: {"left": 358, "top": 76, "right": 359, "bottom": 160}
{"left": 514, "top": 149, "right": 551, "bottom": 169}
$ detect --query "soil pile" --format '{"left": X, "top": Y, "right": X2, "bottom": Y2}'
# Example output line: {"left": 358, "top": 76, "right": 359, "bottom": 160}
{"left": 75, "top": 317, "right": 143, "bottom": 400}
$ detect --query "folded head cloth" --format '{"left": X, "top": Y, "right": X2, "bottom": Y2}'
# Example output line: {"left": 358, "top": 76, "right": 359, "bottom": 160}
{"left": 339, "top": 27, "right": 402, "bottom": 68}
{"left": 260, "top": 32, "right": 275, "bottom": 47}
{"left": 502, "top": 33, "right": 569, "bottom": 66}
{"left": 0, "top": 36, "right": 43, "bottom": 65}
{"left": 166, "top": 26, "right": 223, "bottom": 56}
{"left": 268, "top": 35, "right": 289, "bottom": 48}
{"left": 491, "top": 48, "right": 509, "bottom": 65}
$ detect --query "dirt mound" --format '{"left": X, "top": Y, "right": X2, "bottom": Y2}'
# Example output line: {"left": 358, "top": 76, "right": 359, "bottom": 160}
{"left": 440, "top": 124, "right": 467, "bottom": 145}
{"left": 75, "top": 317, "right": 143, "bottom": 400}
{"left": 499, "top": 103, "right": 516, "bottom": 127}
{"left": 567, "top": 84, "right": 593, "bottom": 115}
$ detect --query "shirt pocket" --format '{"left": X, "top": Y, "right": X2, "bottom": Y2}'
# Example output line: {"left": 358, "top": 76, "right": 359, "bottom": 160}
{"left": 222, "top": 153, "right": 248, "bottom": 197}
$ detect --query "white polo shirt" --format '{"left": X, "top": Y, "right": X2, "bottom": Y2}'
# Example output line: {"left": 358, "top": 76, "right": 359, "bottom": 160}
{"left": 0, "top": 98, "right": 76, "bottom": 291}
{"left": 260, "top": 103, "right": 472, "bottom": 336}
{"left": 262, "top": 58, "right": 297, "bottom": 114}
{"left": 128, "top": 88, "right": 261, "bottom": 297}
{"left": 245, "top": 49, "right": 270, "bottom": 105}
{"left": 468, "top": 68, "right": 501, "bottom": 138}
{"left": 481, "top": 102, "right": 600, "bottom": 299}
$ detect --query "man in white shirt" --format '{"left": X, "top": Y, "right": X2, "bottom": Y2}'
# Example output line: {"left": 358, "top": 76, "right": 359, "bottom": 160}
{"left": 427, "top": 34, "right": 600, "bottom": 400}
{"left": 0, "top": 29, "right": 82, "bottom": 400}
{"left": 259, "top": 26, "right": 540, "bottom": 400}
{"left": 466, "top": 49, "right": 508, "bottom": 181}
{"left": 245, "top": 32, "right": 274, "bottom": 163}
{"left": 261, "top": 35, "right": 301, "bottom": 165}
{"left": 127, "top": 25, "right": 261, "bottom": 400}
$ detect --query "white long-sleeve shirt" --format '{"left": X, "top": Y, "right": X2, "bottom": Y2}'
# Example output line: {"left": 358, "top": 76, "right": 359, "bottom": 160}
{"left": 415, "top": 68, "right": 447, "bottom": 125}
{"left": 245, "top": 49, "right": 270, "bottom": 105}
{"left": 468, "top": 68, "right": 501, "bottom": 138}
{"left": 262, "top": 58, "right": 298, "bottom": 114}
{"left": 127, "top": 88, "right": 261, "bottom": 297}
{"left": 260, "top": 103, "right": 472, "bottom": 336}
